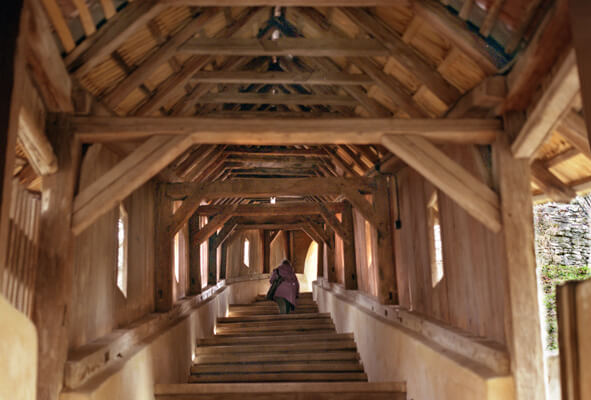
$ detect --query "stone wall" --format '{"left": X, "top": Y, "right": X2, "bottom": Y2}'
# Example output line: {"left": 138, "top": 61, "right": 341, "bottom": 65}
{"left": 534, "top": 195, "right": 591, "bottom": 267}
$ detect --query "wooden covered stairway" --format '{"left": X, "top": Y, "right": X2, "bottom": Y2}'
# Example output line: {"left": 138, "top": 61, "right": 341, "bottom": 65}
{"left": 155, "top": 292, "right": 406, "bottom": 399}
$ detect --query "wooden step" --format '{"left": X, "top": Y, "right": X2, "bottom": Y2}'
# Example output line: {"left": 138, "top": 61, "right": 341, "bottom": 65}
{"left": 228, "top": 308, "right": 318, "bottom": 316}
{"left": 191, "top": 360, "right": 364, "bottom": 374}
{"left": 255, "top": 292, "right": 313, "bottom": 301}
{"left": 215, "top": 320, "right": 334, "bottom": 334}
{"left": 195, "top": 350, "right": 360, "bottom": 365}
{"left": 188, "top": 371, "right": 368, "bottom": 383}
{"left": 229, "top": 304, "right": 318, "bottom": 311}
{"left": 217, "top": 312, "right": 330, "bottom": 324}
{"left": 254, "top": 298, "right": 317, "bottom": 306}
{"left": 155, "top": 382, "right": 406, "bottom": 400}
{"left": 195, "top": 339, "right": 356, "bottom": 355}
{"left": 216, "top": 316, "right": 331, "bottom": 329}
{"left": 197, "top": 332, "right": 353, "bottom": 346}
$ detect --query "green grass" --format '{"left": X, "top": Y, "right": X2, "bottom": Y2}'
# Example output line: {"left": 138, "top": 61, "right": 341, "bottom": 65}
{"left": 539, "top": 265, "right": 591, "bottom": 350}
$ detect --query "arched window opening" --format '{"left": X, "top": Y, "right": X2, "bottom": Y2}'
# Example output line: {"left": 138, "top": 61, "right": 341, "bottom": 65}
{"left": 243, "top": 238, "right": 250, "bottom": 267}
{"left": 428, "top": 191, "right": 444, "bottom": 287}
{"left": 116, "top": 203, "right": 128, "bottom": 298}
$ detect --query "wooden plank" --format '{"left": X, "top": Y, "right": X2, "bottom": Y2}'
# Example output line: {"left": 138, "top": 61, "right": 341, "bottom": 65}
{"left": 40, "top": 0, "right": 75, "bottom": 52}
{"left": 72, "top": 0, "right": 96, "bottom": 36}
{"left": 198, "top": 93, "right": 358, "bottom": 106}
{"left": 66, "top": 0, "right": 165, "bottom": 78}
{"left": 479, "top": 0, "right": 505, "bottom": 37}
{"left": 166, "top": 177, "right": 376, "bottom": 199}
{"left": 382, "top": 135, "right": 501, "bottom": 232}
{"left": 191, "top": 206, "right": 237, "bottom": 246}
{"left": 493, "top": 114, "right": 546, "bottom": 400}
{"left": 197, "top": 202, "right": 345, "bottom": 216}
{"left": 72, "top": 135, "right": 193, "bottom": 235}
{"left": 570, "top": 0, "right": 591, "bottom": 147}
{"left": 511, "top": 49, "right": 580, "bottom": 158}
{"left": 339, "top": 8, "right": 461, "bottom": 105}
{"left": 192, "top": 71, "right": 374, "bottom": 85}
{"left": 26, "top": 0, "right": 74, "bottom": 112}
{"left": 0, "top": 0, "right": 26, "bottom": 297}
{"left": 103, "top": 9, "right": 219, "bottom": 108}
{"left": 181, "top": 38, "right": 389, "bottom": 57}
{"left": 72, "top": 116, "right": 502, "bottom": 144}
{"left": 100, "top": 0, "right": 116, "bottom": 19}
{"left": 33, "top": 116, "right": 81, "bottom": 400}
{"left": 530, "top": 161, "right": 576, "bottom": 203}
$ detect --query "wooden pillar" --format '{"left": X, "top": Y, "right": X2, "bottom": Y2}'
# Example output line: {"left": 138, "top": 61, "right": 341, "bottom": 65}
{"left": 569, "top": 0, "right": 591, "bottom": 145}
{"left": 188, "top": 214, "right": 202, "bottom": 295}
{"left": 33, "top": 116, "right": 81, "bottom": 400}
{"left": 207, "top": 216, "right": 217, "bottom": 286}
{"left": 317, "top": 238, "right": 324, "bottom": 279}
{"left": 219, "top": 241, "right": 228, "bottom": 280}
{"left": 326, "top": 228, "right": 337, "bottom": 283}
{"left": 494, "top": 113, "right": 545, "bottom": 400}
{"left": 155, "top": 184, "right": 174, "bottom": 311}
{"left": 375, "top": 175, "right": 397, "bottom": 305}
{"left": 0, "top": 0, "right": 26, "bottom": 290}
{"left": 261, "top": 230, "right": 271, "bottom": 273}
{"left": 342, "top": 201, "right": 357, "bottom": 290}
{"left": 282, "top": 230, "right": 291, "bottom": 261}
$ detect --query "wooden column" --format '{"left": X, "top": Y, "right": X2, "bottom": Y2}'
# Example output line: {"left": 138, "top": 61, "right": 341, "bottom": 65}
{"left": 326, "top": 228, "right": 337, "bottom": 283}
{"left": 494, "top": 113, "right": 545, "bottom": 400}
{"left": 342, "top": 201, "right": 357, "bottom": 290}
{"left": 188, "top": 214, "right": 202, "bottom": 295}
{"left": 220, "top": 241, "right": 228, "bottom": 280}
{"left": 282, "top": 230, "right": 291, "bottom": 261}
{"left": 33, "top": 116, "right": 81, "bottom": 400}
{"left": 317, "top": 239, "right": 324, "bottom": 279}
{"left": 374, "top": 175, "right": 397, "bottom": 305}
{"left": 207, "top": 216, "right": 217, "bottom": 286}
{"left": 155, "top": 184, "right": 174, "bottom": 311}
{"left": 569, "top": 0, "right": 591, "bottom": 144}
{"left": 0, "top": 0, "right": 26, "bottom": 290}
{"left": 261, "top": 230, "right": 271, "bottom": 273}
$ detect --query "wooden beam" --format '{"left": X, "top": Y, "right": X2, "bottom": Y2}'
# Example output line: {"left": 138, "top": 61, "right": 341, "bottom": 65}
{"left": 446, "top": 76, "right": 506, "bottom": 118}
{"left": 207, "top": 229, "right": 217, "bottom": 285}
{"left": 103, "top": 8, "right": 219, "bottom": 108}
{"left": 180, "top": 38, "right": 389, "bottom": 57}
{"left": 33, "top": 118, "right": 82, "bottom": 400}
{"left": 261, "top": 230, "right": 271, "bottom": 273}
{"left": 26, "top": 0, "right": 73, "bottom": 112}
{"left": 237, "top": 223, "right": 305, "bottom": 231}
{"left": 168, "top": 192, "right": 204, "bottom": 236}
{"left": 72, "top": 135, "right": 193, "bottom": 235}
{"left": 198, "top": 92, "right": 358, "bottom": 107}
{"left": 374, "top": 175, "right": 397, "bottom": 304}
{"left": 155, "top": 184, "right": 174, "bottom": 311}
{"left": 0, "top": 0, "right": 26, "bottom": 300}
{"left": 493, "top": 114, "right": 545, "bottom": 400}
{"left": 40, "top": 0, "right": 75, "bottom": 53}
{"left": 166, "top": 177, "right": 376, "bottom": 199}
{"left": 225, "top": 147, "right": 329, "bottom": 157}
{"left": 188, "top": 214, "right": 202, "bottom": 295}
{"left": 511, "top": 49, "right": 580, "bottom": 159}
{"left": 325, "top": 227, "right": 337, "bottom": 283}
{"left": 196, "top": 202, "right": 345, "bottom": 216}
{"left": 72, "top": 116, "right": 502, "bottom": 145}
{"left": 341, "top": 186, "right": 380, "bottom": 231}
{"left": 382, "top": 134, "right": 501, "bottom": 232}
{"left": 301, "top": 223, "right": 325, "bottom": 247}
{"left": 164, "top": 0, "right": 412, "bottom": 4}
{"left": 570, "top": 0, "right": 591, "bottom": 147}
{"left": 339, "top": 8, "right": 461, "bottom": 105}
{"left": 66, "top": 0, "right": 165, "bottom": 78}
{"left": 191, "top": 71, "right": 374, "bottom": 85}
{"left": 556, "top": 110, "right": 591, "bottom": 157}
{"left": 213, "top": 219, "right": 238, "bottom": 248}
{"left": 341, "top": 201, "right": 357, "bottom": 290}
{"left": 530, "top": 161, "right": 576, "bottom": 203}
{"left": 317, "top": 202, "right": 349, "bottom": 243}
{"left": 191, "top": 206, "right": 237, "bottom": 246}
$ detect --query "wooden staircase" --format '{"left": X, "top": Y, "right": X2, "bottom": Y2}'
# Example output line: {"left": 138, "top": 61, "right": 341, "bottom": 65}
{"left": 155, "top": 292, "right": 406, "bottom": 399}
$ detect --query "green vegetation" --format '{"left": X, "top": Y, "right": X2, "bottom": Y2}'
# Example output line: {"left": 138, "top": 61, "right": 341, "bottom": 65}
{"left": 539, "top": 265, "right": 591, "bottom": 350}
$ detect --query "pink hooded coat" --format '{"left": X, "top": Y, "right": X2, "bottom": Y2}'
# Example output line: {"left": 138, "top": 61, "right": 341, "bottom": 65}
{"left": 270, "top": 261, "right": 300, "bottom": 306}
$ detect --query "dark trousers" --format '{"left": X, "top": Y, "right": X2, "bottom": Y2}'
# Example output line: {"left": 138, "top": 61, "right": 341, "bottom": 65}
{"left": 276, "top": 297, "right": 294, "bottom": 314}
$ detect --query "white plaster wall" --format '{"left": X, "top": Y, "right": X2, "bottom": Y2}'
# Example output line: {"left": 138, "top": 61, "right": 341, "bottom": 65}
{"left": 314, "top": 283, "right": 514, "bottom": 400}
{"left": 60, "top": 277, "right": 270, "bottom": 400}
{"left": 0, "top": 296, "right": 37, "bottom": 400}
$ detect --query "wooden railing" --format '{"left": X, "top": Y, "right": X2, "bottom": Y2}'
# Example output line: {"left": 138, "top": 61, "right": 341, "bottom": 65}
{"left": 1, "top": 179, "right": 41, "bottom": 318}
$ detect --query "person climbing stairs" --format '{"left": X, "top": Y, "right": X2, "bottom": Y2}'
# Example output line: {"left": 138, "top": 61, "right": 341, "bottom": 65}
{"left": 155, "top": 292, "right": 406, "bottom": 399}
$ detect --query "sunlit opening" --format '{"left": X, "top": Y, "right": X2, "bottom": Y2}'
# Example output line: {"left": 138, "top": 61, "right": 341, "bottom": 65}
{"left": 243, "top": 238, "right": 250, "bottom": 267}
{"left": 117, "top": 204, "right": 128, "bottom": 298}
{"left": 270, "top": 196, "right": 276, "bottom": 204}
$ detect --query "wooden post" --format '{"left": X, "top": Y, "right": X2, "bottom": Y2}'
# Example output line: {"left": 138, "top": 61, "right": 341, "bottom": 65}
{"left": 0, "top": 0, "right": 26, "bottom": 291}
{"left": 342, "top": 201, "right": 357, "bottom": 290}
{"left": 494, "top": 113, "right": 545, "bottom": 400}
{"left": 282, "top": 230, "right": 291, "bottom": 261}
{"left": 374, "top": 175, "right": 397, "bottom": 305}
{"left": 317, "top": 239, "right": 324, "bottom": 279}
{"left": 188, "top": 214, "right": 202, "bottom": 295}
{"left": 155, "top": 184, "right": 174, "bottom": 311}
{"left": 207, "top": 216, "right": 217, "bottom": 286}
{"left": 220, "top": 241, "right": 228, "bottom": 280}
{"left": 326, "top": 227, "right": 337, "bottom": 283}
{"left": 569, "top": 0, "right": 591, "bottom": 145}
{"left": 33, "top": 116, "right": 81, "bottom": 400}
{"left": 262, "top": 230, "right": 271, "bottom": 273}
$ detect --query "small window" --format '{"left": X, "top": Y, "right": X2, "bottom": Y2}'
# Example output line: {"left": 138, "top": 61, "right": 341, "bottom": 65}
{"left": 174, "top": 232, "right": 180, "bottom": 283}
{"left": 428, "top": 192, "right": 444, "bottom": 287}
{"left": 117, "top": 204, "right": 128, "bottom": 297}
{"left": 243, "top": 238, "right": 250, "bottom": 267}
